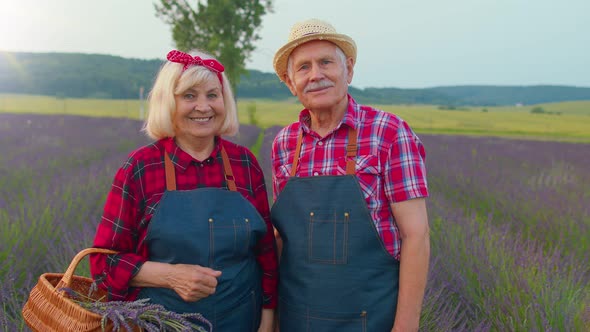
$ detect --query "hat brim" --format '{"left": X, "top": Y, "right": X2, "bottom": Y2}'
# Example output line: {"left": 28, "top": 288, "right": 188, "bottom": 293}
{"left": 273, "top": 33, "right": 357, "bottom": 82}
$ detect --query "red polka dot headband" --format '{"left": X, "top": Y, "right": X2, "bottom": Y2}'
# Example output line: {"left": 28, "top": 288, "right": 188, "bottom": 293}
{"left": 166, "top": 50, "right": 225, "bottom": 88}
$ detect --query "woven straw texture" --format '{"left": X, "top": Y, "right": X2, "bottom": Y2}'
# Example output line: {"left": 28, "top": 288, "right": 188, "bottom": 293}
{"left": 22, "top": 248, "right": 119, "bottom": 332}
{"left": 273, "top": 18, "right": 357, "bottom": 82}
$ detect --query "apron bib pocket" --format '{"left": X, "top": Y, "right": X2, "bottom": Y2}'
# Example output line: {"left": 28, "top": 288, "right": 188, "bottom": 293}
{"left": 308, "top": 209, "right": 350, "bottom": 264}
{"left": 209, "top": 217, "right": 252, "bottom": 269}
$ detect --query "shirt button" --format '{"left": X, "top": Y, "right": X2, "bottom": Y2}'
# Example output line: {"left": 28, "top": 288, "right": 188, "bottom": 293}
{"left": 313, "top": 172, "right": 319, "bottom": 176}
{"left": 318, "top": 141, "right": 324, "bottom": 146}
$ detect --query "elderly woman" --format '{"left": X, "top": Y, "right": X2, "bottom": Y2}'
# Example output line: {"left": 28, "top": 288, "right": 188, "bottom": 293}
{"left": 90, "top": 49, "right": 277, "bottom": 332}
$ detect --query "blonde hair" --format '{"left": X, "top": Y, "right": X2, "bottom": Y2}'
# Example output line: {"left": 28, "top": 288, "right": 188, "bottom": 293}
{"left": 143, "top": 50, "right": 239, "bottom": 140}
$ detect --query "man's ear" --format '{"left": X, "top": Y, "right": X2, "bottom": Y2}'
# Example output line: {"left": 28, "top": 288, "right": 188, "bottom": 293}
{"left": 284, "top": 74, "right": 298, "bottom": 96}
{"left": 346, "top": 57, "right": 354, "bottom": 85}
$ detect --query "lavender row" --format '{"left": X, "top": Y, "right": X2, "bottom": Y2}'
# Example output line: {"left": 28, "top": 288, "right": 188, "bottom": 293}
{"left": 0, "top": 114, "right": 151, "bottom": 331}
{"left": 421, "top": 134, "right": 589, "bottom": 260}
{"left": 2, "top": 113, "right": 589, "bottom": 330}
{"left": 420, "top": 134, "right": 589, "bottom": 330}
{"left": 223, "top": 124, "right": 261, "bottom": 150}
{"left": 0, "top": 114, "right": 263, "bottom": 331}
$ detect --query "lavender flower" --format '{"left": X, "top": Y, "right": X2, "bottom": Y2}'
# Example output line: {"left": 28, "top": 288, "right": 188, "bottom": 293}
{"left": 61, "top": 287, "right": 211, "bottom": 332}
{"left": 3, "top": 114, "right": 590, "bottom": 331}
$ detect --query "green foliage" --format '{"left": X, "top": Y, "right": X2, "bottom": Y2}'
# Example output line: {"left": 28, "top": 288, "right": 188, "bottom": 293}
{"left": 4, "top": 52, "right": 590, "bottom": 106}
{"left": 437, "top": 105, "right": 469, "bottom": 111}
{"left": 248, "top": 130, "right": 265, "bottom": 157}
{"left": 237, "top": 69, "right": 290, "bottom": 98}
{"left": 0, "top": 51, "right": 162, "bottom": 99}
{"left": 431, "top": 85, "right": 590, "bottom": 106}
{"left": 247, "top": 102, "right": 258, "bottom": 126}
{"left": 155, "top": 0, "right": 274, "bottom": 93}
{"left": 531, "top": 106, "right": 562, "bottom": 115}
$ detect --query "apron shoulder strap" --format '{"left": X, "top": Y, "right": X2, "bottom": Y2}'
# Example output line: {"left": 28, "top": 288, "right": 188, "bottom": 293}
{"left": 164, "top": 152, "right": 177, "bottom": 191}
{"left": 290, "top": 130, "right": 305, "bottom": 177}
{"left": 345, "top": 128, "right": 358, "bottom": 175}
{"left": 220, "top": 145, "right": 238, "bottom": 192}
{"left": 290, "top": 127, "right": 358, "bottom": 177}
{"left": 164, "top": 144, "right": 237, "bottom": 192}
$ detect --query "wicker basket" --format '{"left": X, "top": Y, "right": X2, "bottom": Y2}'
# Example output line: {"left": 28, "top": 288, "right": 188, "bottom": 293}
{"left": 22, "top": 247, "right": 119, "bottom": 332}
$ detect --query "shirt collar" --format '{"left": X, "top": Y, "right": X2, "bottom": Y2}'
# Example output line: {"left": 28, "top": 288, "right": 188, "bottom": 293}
{"left": 298, "top": 94, "right": 359, "bottom": 135}
{"left": 162, "top": 137, "right": 221, "bottom": 172}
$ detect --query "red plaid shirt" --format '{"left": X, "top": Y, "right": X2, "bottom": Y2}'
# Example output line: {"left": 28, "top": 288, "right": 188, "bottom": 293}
{"left": 271, "top": 95, "right": 428, "bottom": 260}
{"left": 91, "top": 137, "right": 278, "bottom": 308}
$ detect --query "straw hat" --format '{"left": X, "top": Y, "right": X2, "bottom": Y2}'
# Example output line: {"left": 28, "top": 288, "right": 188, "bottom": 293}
{"left": 273, "top": 18, "right": 357, "bottom": 82}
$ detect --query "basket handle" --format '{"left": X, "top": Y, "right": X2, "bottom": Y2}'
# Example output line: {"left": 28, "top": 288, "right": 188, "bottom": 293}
{"left": 56, "top": 247, "right": 118, "bottom": 292}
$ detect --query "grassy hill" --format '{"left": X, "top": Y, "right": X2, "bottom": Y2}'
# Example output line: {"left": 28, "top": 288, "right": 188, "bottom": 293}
{"left": 2, "top": 51, "right": 590, "bottom": 105}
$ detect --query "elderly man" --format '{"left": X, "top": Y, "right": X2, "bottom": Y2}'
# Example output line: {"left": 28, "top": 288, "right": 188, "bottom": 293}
{"left": 270, "top": 19, "right": 430, "bottom": 332}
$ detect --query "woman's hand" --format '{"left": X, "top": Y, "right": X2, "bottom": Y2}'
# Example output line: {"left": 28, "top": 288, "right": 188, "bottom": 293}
{"left": 131, "top": 261, "right": 222, "bottom": 302}
{"left": 167, "top": 264, "right": 222, "bottom": 302}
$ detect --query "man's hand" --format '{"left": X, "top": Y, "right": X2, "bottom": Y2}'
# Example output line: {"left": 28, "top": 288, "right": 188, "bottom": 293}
{"left": 257, "top": 308, "right": 275, "bottom": 332}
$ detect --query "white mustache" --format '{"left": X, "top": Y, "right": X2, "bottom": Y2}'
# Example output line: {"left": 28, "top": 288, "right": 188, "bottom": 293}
{"left": 304, "top": 80, "right": 334, "bottom": 93}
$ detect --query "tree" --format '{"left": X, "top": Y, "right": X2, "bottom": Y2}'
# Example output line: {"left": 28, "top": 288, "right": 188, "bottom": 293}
{"left": 155, "top": 0, "right": 274, "bottom": 93}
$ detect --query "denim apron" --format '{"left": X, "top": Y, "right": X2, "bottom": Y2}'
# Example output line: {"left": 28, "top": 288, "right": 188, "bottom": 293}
{"left": 138, "top": 146, "right": 267, "bottom": 331}
{"left": 271, "top": 128, "right": 400, "bottom": 332}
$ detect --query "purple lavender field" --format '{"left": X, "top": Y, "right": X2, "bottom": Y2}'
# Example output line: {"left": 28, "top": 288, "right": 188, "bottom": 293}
{"left": 1, "top": 114, "right": 589, "bottom": 331}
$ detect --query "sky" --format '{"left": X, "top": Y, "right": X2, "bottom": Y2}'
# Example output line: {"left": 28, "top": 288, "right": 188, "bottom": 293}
{"left": 1, "top": 0, "right": 589, "bottom": 89}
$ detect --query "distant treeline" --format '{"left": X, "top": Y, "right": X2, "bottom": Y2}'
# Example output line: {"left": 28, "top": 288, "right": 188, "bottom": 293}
{"left": 2, "top": 51, "right": 590, "bottom": 106}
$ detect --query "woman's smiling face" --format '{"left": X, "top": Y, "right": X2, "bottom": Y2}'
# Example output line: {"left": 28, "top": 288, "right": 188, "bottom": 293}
{"left": 173, "top": 75, "right": 225, "bottom": 144}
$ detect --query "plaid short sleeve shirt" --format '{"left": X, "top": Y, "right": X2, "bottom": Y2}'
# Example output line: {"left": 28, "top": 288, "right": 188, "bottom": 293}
{"left": 271, "top": 95, "right": 429, "bottom": 259}
{"left": 91, "top": 137, "right": 278, "bottom": 307}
